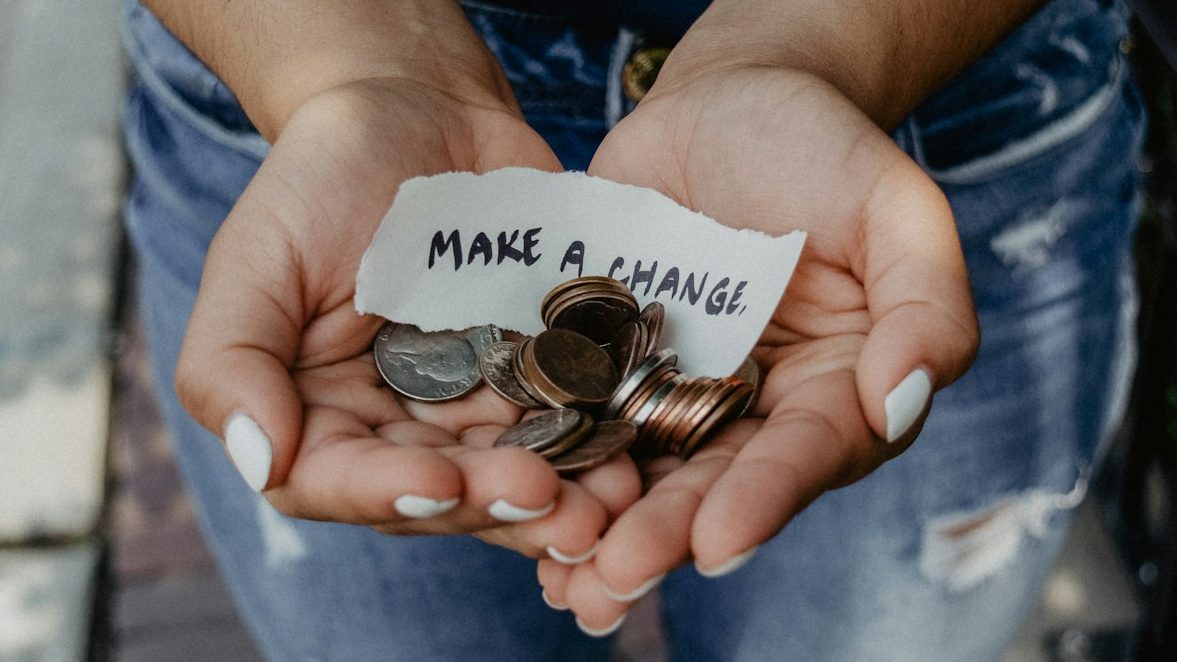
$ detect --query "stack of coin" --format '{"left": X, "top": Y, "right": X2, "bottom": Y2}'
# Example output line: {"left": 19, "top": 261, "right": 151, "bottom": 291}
{"left": 541, "top": 276, "right": 639, "bottom": 344}
{"left": 373, "top": 275, "right": 762, "bottom": 468}
{"left": 606, "top": 349, "right": 754, "bottom": 458}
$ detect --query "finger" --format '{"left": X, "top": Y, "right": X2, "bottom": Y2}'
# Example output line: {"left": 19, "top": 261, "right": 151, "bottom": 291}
{"left": 175, "top": 189, "right": 312, "bottom": 492}
{"left": 268, "top": 409, "right": 560, "bottom": 531}
{"left": 473, "top": 480, "right": 607, "bottom": 561}
{"left": 691, "top": 371, "right": 872, "bottom": 572}
{"left": 855, "top": 159, "right": 979, "bottom": 444}
{"left": 569, "top": 452, "right": 643, "bottom": 521}
{"left": 585, "top": 431, "right": 753, "bottom": 603}
{"left": 564, "top": 560, "right": 634, "bottom": 638}
{"left": 537, "top": 559, "right": 574, "bottom": 610}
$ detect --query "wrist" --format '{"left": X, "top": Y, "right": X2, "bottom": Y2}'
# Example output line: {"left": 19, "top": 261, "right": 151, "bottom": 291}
{"left": 146, "top": 0, "right": 517, "bottom": 141}
{"left": 652, "top": 0, "right": 1043, "bottom": 129}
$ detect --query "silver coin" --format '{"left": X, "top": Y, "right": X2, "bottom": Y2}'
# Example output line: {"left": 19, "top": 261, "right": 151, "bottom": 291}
{"left": 604, "top": 348, "right": 678, "bottom": 418}
{"left": 479, "top": 341, "right": 546, "bottom": 410}
{"left": 465, "top": 324, "right": 503, "bottom": 356}
{"left": 733, "top": 355, "right": 763, "bottom": 417}
{"left": 373, "top": 321, "right": 481, "bottom": 402}
{"left": 494, "top": 409, "right": 590, "bottom": 456}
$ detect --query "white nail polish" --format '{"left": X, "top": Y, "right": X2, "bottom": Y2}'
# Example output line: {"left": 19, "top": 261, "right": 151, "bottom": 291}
{"left": 224, "top": 412, "right": 273, "bottom": 492}
{"left": 394, "top": 495, "right": 459, "bottom": 519}
{"left": 488, "top": 499, "right": 555, "bottom": 523}
{"left": 576, "top": 614, "right": 626, "bottom": 638}
{"left": 547, "top": 540, "right": 600, "bottom": 565}
{"left": 696, "top": 546, "right": 759, "bottom": 578}
{"left": 602, "top": 573, "right": 664, "bottom": 602}
{"left": 541, "top": 590, "right": 568, "bottom": 611}
{"left": 884, "top": 368, "right": 932, "bottom": 443}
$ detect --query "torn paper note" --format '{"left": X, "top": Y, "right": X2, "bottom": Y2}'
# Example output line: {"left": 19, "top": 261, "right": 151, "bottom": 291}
{"left": 355, "top": 168, "right": 805, "bottom": 377}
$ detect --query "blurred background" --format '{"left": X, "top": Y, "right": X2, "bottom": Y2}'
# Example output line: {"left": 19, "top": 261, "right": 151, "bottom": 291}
{"left": 0, "top": 1, "right": 1175, "bottom": 660}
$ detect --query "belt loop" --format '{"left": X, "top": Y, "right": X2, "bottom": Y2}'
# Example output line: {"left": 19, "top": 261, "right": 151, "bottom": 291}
{"left": 606, "top": 26, "right": 640, "bottom": 128}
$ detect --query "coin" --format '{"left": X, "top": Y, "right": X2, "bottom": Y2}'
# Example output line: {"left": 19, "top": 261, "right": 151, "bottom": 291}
{"left": 637, "top": 302, "right": 664, "bottom": 356}
{"left": 677, "top": 380, "right": 753, "bottom": 457}
{"left": 608, "top": 320, "right": 648, "bottom": 378}
{"left": 605, "top": 348, "right": 678, "bottom": 418}
{"left": 373, "top": 322, "right": 481, "bottom": 402}
{"left": 733, "top": 355, "right": 763, "bottom": 417}
{"left": 465, "top": 324, "right": 503, "bottom": 355}
{"left": 548, "top": 420, "right": 639, "bottom": 474}
{"left": 549, "top": 297, "right": 638, "bottom": 345}
{"left": 527, "top": 329, "right": 619, "bottom": 409}
{"left": 479, "top": 341, "right": 545, "bottom": 410}
{"left": 494, "top": 409, "right": 591, "bottom": 456}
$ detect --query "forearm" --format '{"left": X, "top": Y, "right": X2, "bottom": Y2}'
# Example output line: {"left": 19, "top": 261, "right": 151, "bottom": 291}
{"left": 658, "top": 0, "right": 1045, "bottom": 128}
{"left": 144, "top": 0, "right": 514, "bottom": 140}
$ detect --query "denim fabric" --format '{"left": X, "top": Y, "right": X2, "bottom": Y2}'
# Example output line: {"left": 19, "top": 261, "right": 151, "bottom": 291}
{"left": 121, "top": 0, "right": 1144, "bottom": 659}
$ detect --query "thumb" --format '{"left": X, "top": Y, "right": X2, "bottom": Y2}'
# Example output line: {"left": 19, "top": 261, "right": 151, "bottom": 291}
{"left": 176, "top": 213, "right": 305, "bottom": 492}
{"left": 855, "top": 161, "right": 979, "bottom": 448}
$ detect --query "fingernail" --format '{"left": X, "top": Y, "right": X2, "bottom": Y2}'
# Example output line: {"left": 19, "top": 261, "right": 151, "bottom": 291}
{"left": 547, "top": 540, "right": 600, "bottom": 565}
{"left": 576, "top": 614, "right": 626, "bottom": 638}
{"left": 884, "top": 368, "right": 932, "bottom": 443}
{"left": 224, "top": 412, "right": 273, "bottom": 492}
{"left": 602, "top": 573, "right": 664, "bottom": 602}
{"left": 541, "top": 589, "right": 568, "bottom": 611}
{"left": 488, "top": 499, "right": 555, "bottom": 523}
{"left": 394, "top": 495, "right": 459, "bottom": 519}
{"left": 696, "top": 546, "right": 759, "bottom": 578}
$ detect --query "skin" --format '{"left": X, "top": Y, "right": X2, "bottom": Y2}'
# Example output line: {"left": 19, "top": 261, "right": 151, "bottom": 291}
{"left": 152, "top": 0, "right": 1043, "bottom": 636}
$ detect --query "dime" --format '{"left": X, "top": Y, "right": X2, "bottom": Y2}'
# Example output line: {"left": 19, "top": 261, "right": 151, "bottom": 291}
{"left": 605, "top": 348, "right": 678, "bottom": 418}
{"left": 494, "top": 409, "right": 591, "bottom": 457}
{"left": 527, "top": 329, "right": 619, "bottom": 409}
{"left": 549, "top": 420, "right": 639, "bottom": 474}
{"left": 479, "top": 341, "right": 545, "bottom": 410}
{"left": 373, "top": 322, "right": 481, "bottom": 402}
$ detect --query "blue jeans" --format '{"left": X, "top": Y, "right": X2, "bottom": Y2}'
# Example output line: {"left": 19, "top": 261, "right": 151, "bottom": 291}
{"left": 121, "top": 0, "right": 1144, "bottom": 659}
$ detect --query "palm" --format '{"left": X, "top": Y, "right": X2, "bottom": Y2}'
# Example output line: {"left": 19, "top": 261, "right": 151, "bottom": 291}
{"left": 543, "top": 69, "right": 977, "bottom": 623}
{"left": 183, "top": 78, "right": 633, "bottom": 550}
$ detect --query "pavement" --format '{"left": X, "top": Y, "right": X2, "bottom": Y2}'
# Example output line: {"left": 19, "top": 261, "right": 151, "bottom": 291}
{"left": 0, "top": 1, "right": 1147, "bottom": 661}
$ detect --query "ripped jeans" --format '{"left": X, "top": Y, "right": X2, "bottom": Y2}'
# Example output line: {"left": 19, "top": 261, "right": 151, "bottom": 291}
{"left": 121, "top": 0, "right": 1144, "bottom": 659}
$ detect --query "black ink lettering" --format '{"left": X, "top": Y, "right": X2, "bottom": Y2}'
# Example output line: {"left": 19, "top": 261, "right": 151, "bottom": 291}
{"left": 496, "top": 230, "right": 523, "bottom": 264}
{"left": 560, "top": 241, "right": 585, "bottom": 278}
{"left": 705, "top": 277, "right": 731, "bottom": 315}
{"left": 467, "top": 232, "right": 493, "bottom": 266}
{"left": 630, "top": 260, "right": 658, "bottom": 297}
{"left": 680, "top": 271, "right": 708, "bottom": 305}
{"left": 725, "top": 281, "right": 747, "bottom": 315}
{"left": 429, "top": 230, "right": 462, "bottom": 271}
{"left": 609, "top": 257, "right": 626, "bottom": 284}
{"left": 522, "top": 227, "right": 542, "bottom": 266}
{"left": 654, "top": 267, "right": 680, "bottom": 299}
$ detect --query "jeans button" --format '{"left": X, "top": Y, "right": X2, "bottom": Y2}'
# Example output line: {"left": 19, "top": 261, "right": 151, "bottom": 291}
{"left": 623, "top": 47, "right": 671, "bottom": 101}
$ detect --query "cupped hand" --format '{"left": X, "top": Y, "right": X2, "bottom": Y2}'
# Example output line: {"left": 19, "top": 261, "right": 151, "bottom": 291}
{"left": 540, "top": 68, "right": 980, "bottom": 631}
{"left": 176, "top": 78, "right": 640, "bottom": 559}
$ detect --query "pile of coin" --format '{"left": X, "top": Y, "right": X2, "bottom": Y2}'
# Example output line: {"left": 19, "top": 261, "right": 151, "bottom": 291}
{"left": 372, "top": 276, "right": 762, "bottom": 473}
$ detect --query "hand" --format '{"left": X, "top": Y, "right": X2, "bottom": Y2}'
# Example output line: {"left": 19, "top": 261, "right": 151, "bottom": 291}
{"left": 175, "top": 78, "right": 640, "bottom": 559}
{"left": 538, "top": 68, "right": 979, "bottom": 630}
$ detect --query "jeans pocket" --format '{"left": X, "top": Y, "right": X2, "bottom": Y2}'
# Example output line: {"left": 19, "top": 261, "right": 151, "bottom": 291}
{"left": 905, "top": 0, "right": 1131, "bottom": 184}
{"left": 122, "top": 0, "right": 268, "bottom": 160}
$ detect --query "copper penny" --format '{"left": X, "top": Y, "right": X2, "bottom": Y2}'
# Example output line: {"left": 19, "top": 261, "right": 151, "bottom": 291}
{"left": 529, "top": 329, "right": 619, "bottom": 408}
{"left": 549, "top": 420, "right": 639, "bottom": 474}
